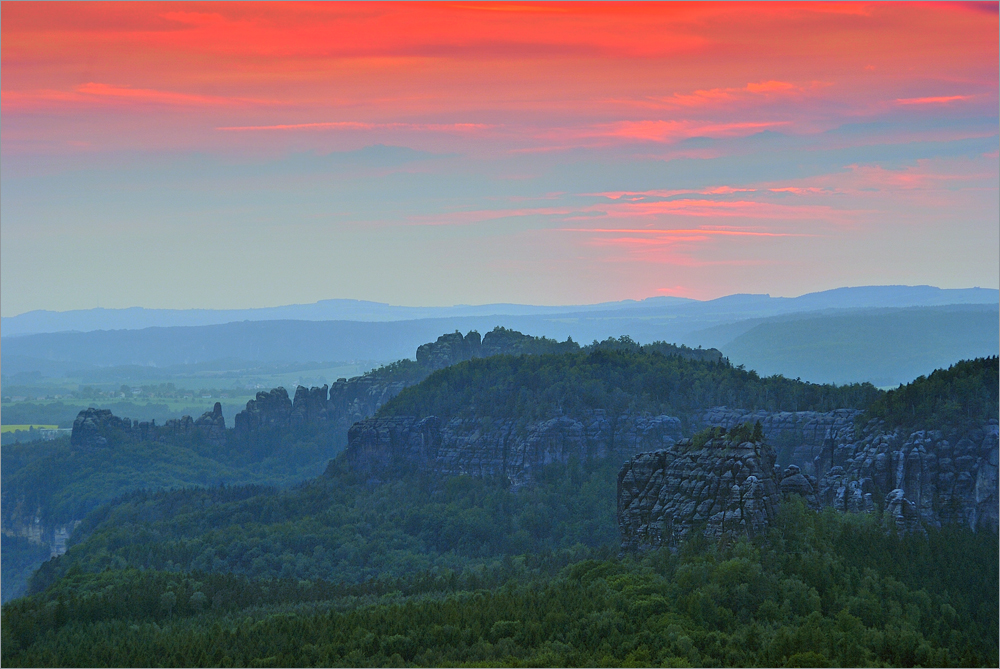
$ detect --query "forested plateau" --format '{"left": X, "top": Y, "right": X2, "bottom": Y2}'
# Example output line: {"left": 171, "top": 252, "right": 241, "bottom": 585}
{"left": 1, "top": 329, "right": 997, "bottom": 667}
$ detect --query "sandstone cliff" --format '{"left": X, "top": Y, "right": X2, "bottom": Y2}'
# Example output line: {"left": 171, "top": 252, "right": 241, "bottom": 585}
{"left": 699, "top": 407, "right": 998, "bottom": 534}
{"left": 812, "top": 419, "right": 998, "bottom": 533}
{"left": 231, "top": 329, "right": 724, "bottom": 446}
{"left": 342, "top": 411, "right": 684, "bottom": 488}
{"left": 617, "top": 435, "right": 780, "bottom": 551}
{"left": 231, "top": 329, "right": 584, "bottom": 445}
{"left": 698, "top": 407, "right": 859, "bottom": 475}
{"left": 617, "top": 416, "right": 999, "bottom": 551}
{"left": 70, "top": 403, "right": 226, "bottom": 450}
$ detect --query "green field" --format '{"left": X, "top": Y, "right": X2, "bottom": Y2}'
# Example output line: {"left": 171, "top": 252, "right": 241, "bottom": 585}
{"left": 0, "top": 424, "right": 58, "bottom": 433}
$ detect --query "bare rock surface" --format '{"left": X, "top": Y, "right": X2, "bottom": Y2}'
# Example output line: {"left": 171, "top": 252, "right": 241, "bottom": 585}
{"left": 814, "top": 419, "right": 998, "bottom": 532}
{"left": 699, "top": 407, "right": 860, "bottom": 474}
{"left": 70, "top": 404, "right": 227, "bottom": 450}
{"left": 343, "top": 411, "right": 684, "bottom": 488}
{"left": 617, "top": 436, "right": 780, "bottom": 551}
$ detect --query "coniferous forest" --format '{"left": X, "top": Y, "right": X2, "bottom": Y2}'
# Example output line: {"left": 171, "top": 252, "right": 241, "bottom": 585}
{"left": 3, "top": 499, "right": 996, "bottom": 667}
{"left": 1, "top": 345, "right": 998, "bottom": 667}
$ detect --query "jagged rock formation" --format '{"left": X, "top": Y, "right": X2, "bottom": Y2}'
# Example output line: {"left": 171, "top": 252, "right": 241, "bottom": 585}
{"left": 699, "top": 407, "right": 860, "bottom": 475}
{"left": 230, "top": 328, "right": 611, "bottom": 445}
{"left": 342, "top": 411, "right": 684, "bottom": 488}
{"left": 234, "top": 388, "right": 293, "bottom": 437}
{"left": 777, "top": 464, "right": 821, "bottom": 508}
{"left": 232, "top": 375, "right": 417, "bottom": 442}
{"left": 231, "top": 329, "right": 725, "bottom": 446}
{"left": 416, "top": 331, "right": 483, "bottom": 369}
{"left": 616, "top": 413, "right": 998, "bottom": 548}
{"left": 617, "top": 436, "right": 780, "bottom": 551}
{"left": 812, "top": 419, "right": 998, "bottom": 533}
{"left": 194, "top": 402, "right": 227, "bottom": 444}
{"left": 70, "top": 404, "right": 227, "bottom": 450}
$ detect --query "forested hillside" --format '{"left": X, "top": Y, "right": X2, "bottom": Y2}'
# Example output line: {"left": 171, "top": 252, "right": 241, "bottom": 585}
{"left": 3, "top": 500, "right": 996, "bottom": 667}
{"left": 27, "top": 458, "right": 621, "bottom": 593}
{"left": 380, "top": 343, "right": 880, "bottom": 425}
{"left": 863, "top": 356, "right": 999, "bottom": 430}
{"left": 3, "top": 349, "right": 997, "bottom": 667}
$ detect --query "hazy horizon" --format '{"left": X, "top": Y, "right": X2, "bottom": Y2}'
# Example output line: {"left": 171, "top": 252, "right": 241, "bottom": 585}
{"left": 3, "top": 283, "right": 997, "bottom": 321}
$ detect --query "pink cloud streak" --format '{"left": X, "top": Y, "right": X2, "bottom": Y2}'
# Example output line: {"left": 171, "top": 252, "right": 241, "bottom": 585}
{"left": 559, "top": 227, "right": 805, "bottom": 238}
{"left": 217, "top": 121, "right": 496, "bottom": 132}
{"left": 896, "top": 95, "right": 974, "bottom": 105}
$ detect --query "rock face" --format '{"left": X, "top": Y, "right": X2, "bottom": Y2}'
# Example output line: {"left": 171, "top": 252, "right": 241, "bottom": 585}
{"left": 231, "top": 330, "right": 726, "bottom": 446}
{"left": 699, "top": 407, "right": 860, "bottom": 475}
{"left": 617, "top": 436, "right": 780, "bottom": 551}
{"left": 813, "top": 419, "right": 999, "bottom": 533}
{"left": 231, "top": 329, "right": 579, "bottom": 444}
{"left": 416, "top": 331, "right": 483, "bottom": 369}
{"left": 232, "top": 377, "right": 414, "bottom": 445}
{"left": 234, "top": 388, "right": 293, "bottom": 437}
{"left": 343, "top": 411, "right": 684, "bottom": 488}
{"left": 883, "top": 489, "right": 925, "bottom": 535}
{"left": 617, "top": 418, "right": 999, "bottom": 549}
{"left": 70, "top": 404, "right": 227, "bottom": 450}
{"left": 194, "top": 402, "right": 227, "bottom": 444}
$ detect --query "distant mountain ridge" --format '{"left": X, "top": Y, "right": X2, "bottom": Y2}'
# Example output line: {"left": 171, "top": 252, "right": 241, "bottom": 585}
{"left": 3, "top": 285, "right": 996, "bottom": 337}
{"left": 2, "top": 287, "right": 997, "bottom": 387}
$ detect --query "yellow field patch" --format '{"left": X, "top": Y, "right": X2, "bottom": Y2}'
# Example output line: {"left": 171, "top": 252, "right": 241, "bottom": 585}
{"left": 1, "top": 424, "right": 59, "bottom": 433}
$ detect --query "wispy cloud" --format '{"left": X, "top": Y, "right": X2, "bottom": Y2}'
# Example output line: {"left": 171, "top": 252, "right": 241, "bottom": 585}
{"left": 896, "top": 95, "right": 973, "bottom": 105}
{"left": 605, "top": 120, "right": 789, "bottom": 143}
{"left": 559, "top": 227, "right": 803, "bottom": 238}
{"left": 666, "top": 80, "right": 813, "bottom": 108}
{"left": 217, "top": 121, "right": 495, "bottom": 132}
{"left": 557, "top": 225, "right": 801, "bottom": 266}
{"left": 537, "top": 119, "right": 791, "bottom": 148}
{"left": 74, "top": 83, "right": 272, "bottom": 106}
{"left": 2, "top": 83, "right": 278, "bottom": 111}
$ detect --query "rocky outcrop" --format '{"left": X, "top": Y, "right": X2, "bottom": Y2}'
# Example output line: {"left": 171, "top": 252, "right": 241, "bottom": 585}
{"left": 194, "top": 402, "right": 227, "bottom": 445}
{"left": 70, "top": 404, "right": 227, "bottom": 450}
{"left": 234, "top": 388, "right": 293, "bottom": 437}
{"left": 699, "top": 407, "right": 860, "bottom": 475}
{"left": 416, "top": 331, "right": 483, "bottom": 369}
{"left": 232, "top": 330, "right": 561, "bottom": 444}
{"left": 814, "top": 419, "right": 999, "bottom": 533}
{"left": 883, "top": 489, "right": 925, "bottom": 535}
{"left": 617, "top": 436, "right": 780, "bottom": 551}
{"left": 777, "top": 464, "right": 821, "bottom": 509}
{"left": 71, "top": 408, "right": 130, "bottom": 449}
{"left": 617, "top": 418, "right": 999, "bottom": 548}
{"left": 231, "top": 329, "right": 725, "bottom": 446}
{"left": 342, "top": 411, "right": 684, "bottom": 488}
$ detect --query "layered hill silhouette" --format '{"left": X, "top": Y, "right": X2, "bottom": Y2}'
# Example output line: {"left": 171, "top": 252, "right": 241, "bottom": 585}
{"left": 3, "top": 287, "right": 997, "bottom": 386}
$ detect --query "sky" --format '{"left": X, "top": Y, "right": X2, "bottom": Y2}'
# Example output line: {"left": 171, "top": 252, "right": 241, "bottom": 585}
{"left": 1, "top": 1, "right": 997, "bottom": 316}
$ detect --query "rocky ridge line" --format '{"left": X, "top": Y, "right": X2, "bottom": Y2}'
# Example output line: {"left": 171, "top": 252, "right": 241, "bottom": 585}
{"left": 70, "top": 403, "right": 226, "bottom": 451}
{"left": 342, "top": 411, "right": 684, "bottom": 488}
